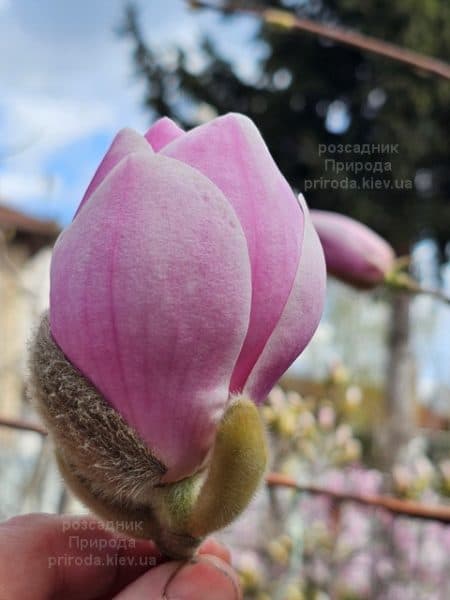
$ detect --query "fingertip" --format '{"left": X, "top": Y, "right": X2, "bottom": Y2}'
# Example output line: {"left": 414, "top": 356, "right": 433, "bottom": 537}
{"left": 198, "top": 538, "right": 232, "bottom": 565}
{"left": 115, "top": 554, "right": 241, "bottom": 600}
{"left": 167, "top": 555, "right": 241, "bottom": 600}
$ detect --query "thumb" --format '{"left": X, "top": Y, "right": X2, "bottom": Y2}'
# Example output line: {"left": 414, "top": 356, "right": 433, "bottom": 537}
{"left": 114, "top": 554, "right": 241, "bottom": 600}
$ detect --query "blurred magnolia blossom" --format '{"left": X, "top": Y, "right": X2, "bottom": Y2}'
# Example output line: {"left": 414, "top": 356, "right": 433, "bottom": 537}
{"left": 328, "top": 361, "right": 351, "bottom": 386}
{"left": 335, "top": 423, "right": 353, "bottom": 445}
{"left": 415, "top": 456, "right": 436, "bottom": 481}
{"left": 337, "top": 551, "right": 372, "bottom": 598}
{"left": 318, "top": 404, "right": 336, "bottom": 430}
{"left": 310, "top": 209, "right": 396, "bottom": 289}
{"left": 235, "top": 550, "right": 266, "bottom": 593}
{"left": 297, "top": 410, "right": 316, "bottom": 435}
{"left": 439, "top": 460, "right": 450, "bottom": 495}
{"left": 345, "top": 384, "right": 363, "bottom": 408}
{"left": 392, "top": 464, "right": 415, "bottom": 495}
{"left": 222, "top": 384, "right": 450, "bottom": 599}
{"left": 392, "top": 453, "right": 443, "bottom": 500}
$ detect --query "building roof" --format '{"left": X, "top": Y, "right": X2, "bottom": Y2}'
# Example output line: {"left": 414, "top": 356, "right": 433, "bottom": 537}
{"left": 0, "top": 204, "right": 60, "bottom": 237}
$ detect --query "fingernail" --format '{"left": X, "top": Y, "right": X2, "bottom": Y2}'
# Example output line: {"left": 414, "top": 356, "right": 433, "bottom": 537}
{"left": 166, "top": 556, "right": 241, "bottom": 600}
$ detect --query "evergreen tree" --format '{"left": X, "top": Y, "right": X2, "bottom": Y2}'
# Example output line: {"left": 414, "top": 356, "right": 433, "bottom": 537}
{"left": 122, "top": 1, "right": 450, "bottom": 253}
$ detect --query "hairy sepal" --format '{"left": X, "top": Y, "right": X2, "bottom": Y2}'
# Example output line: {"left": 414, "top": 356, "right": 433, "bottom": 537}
{"left": 29, "top": 313, "right": 268, "bottom": 558}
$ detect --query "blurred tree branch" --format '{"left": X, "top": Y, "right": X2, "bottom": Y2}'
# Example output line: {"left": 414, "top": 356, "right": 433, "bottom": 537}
{"left": 188, "top": 1, "right": 450, "bottom": 79}
{"left": 0, "top": 416, "right": 47, "bottom": 436}
{"left": 266, "top": 472, "right": 450, "bottom": 524}
{"left": 2, "top": 413, "right": 449, "bottom": 524}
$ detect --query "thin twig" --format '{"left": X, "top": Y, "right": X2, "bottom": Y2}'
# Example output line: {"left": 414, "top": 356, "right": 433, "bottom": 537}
{"left": 0, "top": 416, "right": 47, "bottom": 436}
{"left": 266, "top": 472, "right": 450, "bottom": 524}
{"left": 386, "top": 272, "right": 450, "bottom": 306}
{"left": 404, "top": 282, "right": 450, "bottom": 305}
{"left": 188, "top": 1, "right": 450, "bottom": 80}
{"left": 4, "top": 416, "right": 449, "bottom": 523}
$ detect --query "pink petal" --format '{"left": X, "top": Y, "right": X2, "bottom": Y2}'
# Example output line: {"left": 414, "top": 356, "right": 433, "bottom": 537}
{"left": 74, "top": 128, "right": 152, "bottom": 218}
{"left": 145, "top": 117, "right": 185, "bottom": 151}
{"left": 310, "top": 210, "right": 395, "bottom": 288}
{"left": 245, "top": 196, "right": 326, "bottom": 403}
{"left": 50, "top": 152, "right": 251, "bottom": 482}
{"left": 162, "top": 113, "right": 303, "bottom": 393}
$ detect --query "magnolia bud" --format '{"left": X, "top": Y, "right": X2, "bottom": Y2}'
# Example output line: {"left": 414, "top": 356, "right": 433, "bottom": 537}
{"left": 311, "top": 210, "right": 395, "bottom": 289}
{"left": 29, "top": 113, "right": 326, "bottom": 557}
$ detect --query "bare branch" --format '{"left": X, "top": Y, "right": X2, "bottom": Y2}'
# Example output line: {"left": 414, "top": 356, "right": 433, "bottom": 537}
{"left": 266, "top": 472, "right": 450, "bottom": 524}
{"left": 188, "top": 1, "right": 450, "bottom": 80}
{"left": 4, "top": 417, "right": 449, "bottom": 523}
{"left": 0, "top": 416, "right": 47, "bottom": 436}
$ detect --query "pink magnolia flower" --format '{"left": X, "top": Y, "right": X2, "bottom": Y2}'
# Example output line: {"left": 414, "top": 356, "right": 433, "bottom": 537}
{"left": 310, "top": 209, "right": 395, "bottom": 289}
{"left": 49, "top": 113, "right": 326, "bottom": 483}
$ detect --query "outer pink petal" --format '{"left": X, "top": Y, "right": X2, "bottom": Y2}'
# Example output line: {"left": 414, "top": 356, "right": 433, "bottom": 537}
{"left": 50, "top": 153, "right": 251, "bottom": 482}
{"left": 161, "top": 113, "right": 303, "bottom": 393}
{"left": 145, "top": 117, "right": 185, "bottom": 151}
{"left": 310, "top": 210, "right": 395, "bottom": 288}
{"left": 245, "top": 196, "right": 326, "bottom": 403}
{"left": 74, "top": 128, "right": 153, "bottom": 218}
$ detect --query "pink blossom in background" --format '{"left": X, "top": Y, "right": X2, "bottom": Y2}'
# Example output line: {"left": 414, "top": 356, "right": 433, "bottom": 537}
{"left": 337, "top": 552, "right": 372, "bottom": 598}
{"left": 311, "top": 209, "right": 395, "bottom": 289}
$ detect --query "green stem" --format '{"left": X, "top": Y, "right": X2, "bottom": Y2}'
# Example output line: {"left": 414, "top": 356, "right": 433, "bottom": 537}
{"left": 386, "top": 272, "right": 450, "bottom": 306}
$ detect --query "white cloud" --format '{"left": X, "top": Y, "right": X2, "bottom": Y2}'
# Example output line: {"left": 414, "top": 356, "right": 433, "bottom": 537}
{"left": 0, "top": 170, "right": 55, "bottom": 200}
{"left": 2, "top": 93, "right": 116, "bottom": 165}
{"left": 0, "top": 1, "right": 150, "bottom": 141}
{"left": 0, "top": 0, "right": 260, "bottom": 223}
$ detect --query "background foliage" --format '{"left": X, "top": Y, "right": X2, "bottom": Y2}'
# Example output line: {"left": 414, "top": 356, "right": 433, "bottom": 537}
{"left": 122, "top": 0, "right": 450, "bottom": 252}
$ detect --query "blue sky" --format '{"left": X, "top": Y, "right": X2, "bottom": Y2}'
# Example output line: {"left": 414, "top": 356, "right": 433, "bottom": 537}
{"left": 0, "top": 0, "right": 261, "bottom": 224}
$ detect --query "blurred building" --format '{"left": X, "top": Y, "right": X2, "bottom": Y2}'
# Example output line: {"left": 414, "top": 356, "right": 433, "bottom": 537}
{"left": 0, "top": 203, "right": 58, "bottom": 425}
